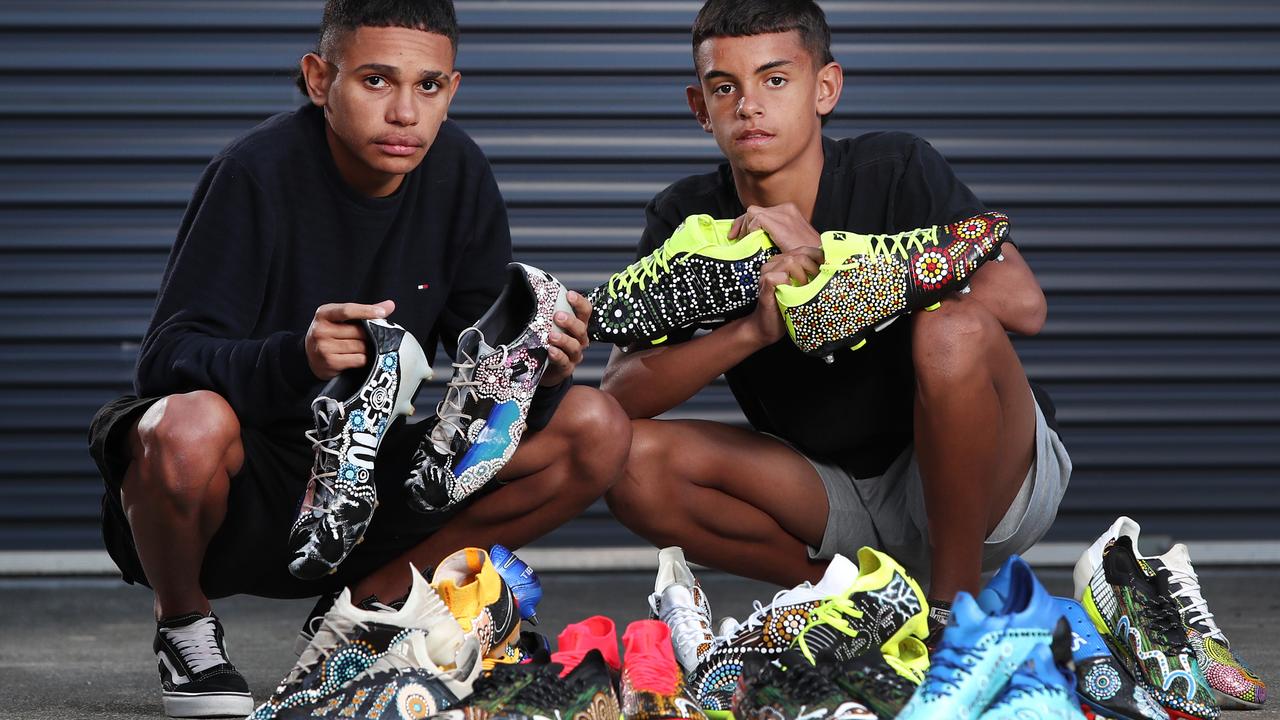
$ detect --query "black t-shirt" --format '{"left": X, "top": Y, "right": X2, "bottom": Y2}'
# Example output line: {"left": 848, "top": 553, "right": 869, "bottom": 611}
{"left": 637, "top": 132, "right": 1056, "bottom": 477}
{"left": 136, "top": 103, "right": 566, "bottom": 443}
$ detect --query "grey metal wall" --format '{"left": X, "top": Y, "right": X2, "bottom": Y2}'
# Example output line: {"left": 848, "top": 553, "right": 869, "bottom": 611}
{"left": 2, "top": 1, "right": 1277, "bottom": 550}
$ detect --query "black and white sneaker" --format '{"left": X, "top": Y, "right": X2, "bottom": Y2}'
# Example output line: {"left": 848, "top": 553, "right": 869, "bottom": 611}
{"left": 288, "top": 318, "right": 433, "bottom": 579}
{"left": 154, "top": 612, "right": 253, "bottom": 718}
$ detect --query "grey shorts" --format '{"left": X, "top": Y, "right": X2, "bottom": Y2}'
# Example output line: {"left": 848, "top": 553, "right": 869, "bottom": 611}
{"left": 794, "top": 395, "right": 1070, "bottom": 587}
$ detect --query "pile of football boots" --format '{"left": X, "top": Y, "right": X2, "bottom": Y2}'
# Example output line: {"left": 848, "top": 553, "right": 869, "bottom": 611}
{"left": 649, "top": 545, "right": 934, "bottom": 720}
{"left": 586, "top": 211, "right": 1009, "bottom": 361}
{"left": 645, "top": 535, "right": 1269, "bottom": 720}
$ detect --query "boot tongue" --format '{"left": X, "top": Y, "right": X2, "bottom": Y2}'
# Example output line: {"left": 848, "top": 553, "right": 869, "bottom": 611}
{"left": 429, "top": 332, "right": 486, "bottom": 451}
{"left": 310, "top": 396, "right": 343, "bottom": 438}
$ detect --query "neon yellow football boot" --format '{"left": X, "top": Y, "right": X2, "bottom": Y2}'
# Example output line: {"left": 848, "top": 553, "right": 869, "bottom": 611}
{"left": 588, "top": 214, "right": 776, "bottom": 346}
{"left": 776, "top": 212, "right": 1009, "bottom": 361}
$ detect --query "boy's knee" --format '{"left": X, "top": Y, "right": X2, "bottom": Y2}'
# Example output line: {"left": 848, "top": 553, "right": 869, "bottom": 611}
{"left": 911, "top": 299, "right": 1003, "bottom": 384}
{"left": 138, "top": 391, "right": 240, "bottom": 454}
{"left": 556, "top": 386, "right": 631, "bottom": 491}
{"left": 605, "top": 419, "right": 670, "bottom": 523}
{"left": 130, "top": 391, "right": 241, "bottom": 503}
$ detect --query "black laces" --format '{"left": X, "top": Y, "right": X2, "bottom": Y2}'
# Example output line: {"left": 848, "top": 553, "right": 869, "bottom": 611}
{"left": 774, "top": 659, "right": 837, "bottom": 704}
{"left": 1138, "top": 592, "right": 1188, "bottom": 650}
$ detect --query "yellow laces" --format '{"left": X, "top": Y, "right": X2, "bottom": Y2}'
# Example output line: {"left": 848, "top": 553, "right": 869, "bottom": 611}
{"left": 607, "top": 244, "right": 685, "bottom": 297}
{"left": 865, "top": 228, "right": 936, "bottom": 259}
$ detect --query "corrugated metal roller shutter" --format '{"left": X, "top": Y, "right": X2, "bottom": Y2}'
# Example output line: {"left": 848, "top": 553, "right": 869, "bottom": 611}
{"left": 1, "top": 1, "right": 1277, "bottom": 550}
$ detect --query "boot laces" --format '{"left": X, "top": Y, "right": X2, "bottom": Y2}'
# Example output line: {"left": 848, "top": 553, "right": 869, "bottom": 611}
{"left": 628, "top": 651, "right": 678, "bottom": 695}
{"left": 920, "top": 642, "right": 981, "bottom": 696}
{"left": 607, "top": 244, "right": 684, "bottom": 296}
{"left": 1163, "top": 567, "right": 1226, "bottom": 643}
{"left": 1138, "top": 592, "right": 1188, "bottom": 650}
{"left": 723, "top": 584, "right": 815, "bottom": 642}
{"left": 163, "top": 616, "right": 227, "bottom": 675}
{"left": 774, "top": 658, "right": 834, "bottom": 703}
{"left": 284, "top": 613, "right": 368, "bottom": 689}
{"left": 867, "top": 228, "right": 936, "bottom": 259}
{"left": 660, "top": 602, "right": 712, "bottom": 654}
{"left": 301, "top": 402, "right": 346, "bottom": 517}
{"left": 428, "top": 327, "right": 501, "bottom": 454}
{"left": 804, "top": 595, "right": 865, "bottom": 638}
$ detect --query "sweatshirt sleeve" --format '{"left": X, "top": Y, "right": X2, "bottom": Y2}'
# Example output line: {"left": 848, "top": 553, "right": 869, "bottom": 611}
{"left": 134, "top": 157, "right": 317, "bottom": 426}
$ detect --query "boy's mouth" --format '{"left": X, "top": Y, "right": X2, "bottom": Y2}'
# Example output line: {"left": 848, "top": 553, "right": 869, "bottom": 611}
{"left": 735, "top": 128, "right": 776, "bottom": 147}
{"left": 374, "top": 134, "right": 423, "bottom": 156}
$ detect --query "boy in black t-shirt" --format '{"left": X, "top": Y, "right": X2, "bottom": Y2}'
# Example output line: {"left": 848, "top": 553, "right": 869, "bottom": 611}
{"left": 602, "top": 0, "right": 1070, "bottom": 633}
{"left": 87, "top": 2, "right": 629, "bottom": 716}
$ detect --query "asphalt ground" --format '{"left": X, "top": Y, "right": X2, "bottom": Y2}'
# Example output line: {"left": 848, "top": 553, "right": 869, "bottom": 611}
{"left": 1, "top": 568, "right": 1275, "bottom": 720}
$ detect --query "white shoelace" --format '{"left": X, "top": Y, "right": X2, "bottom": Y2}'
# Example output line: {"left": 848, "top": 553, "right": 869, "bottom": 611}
{"left": 162, "top": 616, "right": 227, "bottom": 675}
{"left": 662, "top": 602, "right": 712, "bottom": 652}
{"left": 718, "top": 583, "right": 816, "bottom": 643}
{"left": 286, "top": 613, "right": 368, "bottom": 687}
{"left": 1165, "top": 567, "right": 1226, "bottom": 643}
{"left": 429, "top": 327, "right": 507, "bottom": 455}
{"left": 301, "top": 401, "right": 346, "bottom": 516}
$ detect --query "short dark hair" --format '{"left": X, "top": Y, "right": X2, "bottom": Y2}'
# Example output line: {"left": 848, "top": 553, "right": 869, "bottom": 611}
{"left": 691, "top": 0, "right": 834, "bottom": 69}
{"left": 295, "top": 0, "right": 459, "bottom": 95}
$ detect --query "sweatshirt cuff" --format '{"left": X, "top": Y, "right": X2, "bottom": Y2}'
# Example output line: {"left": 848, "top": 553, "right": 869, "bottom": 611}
{"left": 280, "top": 331, "right": 320, "bottom": 395}
{"left": 526, "top": 376, "right": 572, "bottom": 433}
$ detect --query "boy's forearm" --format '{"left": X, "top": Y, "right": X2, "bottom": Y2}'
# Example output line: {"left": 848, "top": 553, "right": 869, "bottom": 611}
{"left": 600, "top": 317, "right": 770, "bottom": 418}
{"left": 965, "top": 244, "right": 1047, "bottom": 336}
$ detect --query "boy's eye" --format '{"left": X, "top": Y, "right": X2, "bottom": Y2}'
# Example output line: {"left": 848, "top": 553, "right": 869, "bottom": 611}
{"left": 420, "top": 81, "right": 439, "bottom": 92}
{"left": 364, "top": 76, "right": 387, "bottom": 88}
{"left": 713, "top": 83, "right": 734, "bottom": 96}
{"left": 766, "top": 76, "right": 787, "bottom": 87}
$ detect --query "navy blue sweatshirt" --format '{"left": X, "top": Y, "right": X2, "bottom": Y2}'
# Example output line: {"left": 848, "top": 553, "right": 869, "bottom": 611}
{"left": 136, "top": 103, "right": 567, "bottom": 442}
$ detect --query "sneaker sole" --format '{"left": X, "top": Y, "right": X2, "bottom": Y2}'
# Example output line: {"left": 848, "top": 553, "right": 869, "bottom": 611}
{"left": 162, "top": 690, "right": 254, "bottom": 718}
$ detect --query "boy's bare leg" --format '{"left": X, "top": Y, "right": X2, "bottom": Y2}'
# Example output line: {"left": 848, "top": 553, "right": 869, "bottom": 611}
{"left": 912, "top": 293, "right": 1037, "bottom": 601}
{"left": 120, "top": 390, "right": 245, "bottom": 620}
{"left": 606, "top": 419, "right": 829, "bottom": 587}
{"left": 350, "top": 386, "right": 632, "bottom": 600}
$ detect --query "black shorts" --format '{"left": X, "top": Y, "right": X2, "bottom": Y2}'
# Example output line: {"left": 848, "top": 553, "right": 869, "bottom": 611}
{"left": 89, "top": 395, "right": 456, "bottom": 600}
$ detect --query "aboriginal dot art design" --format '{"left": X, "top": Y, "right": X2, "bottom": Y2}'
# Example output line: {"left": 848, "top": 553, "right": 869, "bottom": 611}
{"left": 249, "top": 626, "right": 417, "bottom": 719}
{"left": 406, "top": 264, "right": 570, "bottom": 514}
{"left": 780, "top": 211, "right": 1009, "bottom": 357}
{"left": 1082, "top": 537, "right": 1220, "bottom": 720}
{"left": 588, "top": 215, "right": 777, "bottom": 346}
{"left": 289, "top": 319, "right": 429, "bottom": 579}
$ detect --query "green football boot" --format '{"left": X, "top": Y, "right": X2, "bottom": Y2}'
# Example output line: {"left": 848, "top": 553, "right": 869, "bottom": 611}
{"left": 588, "top": 214, "right": 776, "bottom": 347}
{"left": 776, "top": 211, "right": 1009, "bottom": 361}
{"left": 732, "top": 650, "right": 875, "bottom": 720}
{"left": 825, "top": 637, "right": 928, "bottom": 719}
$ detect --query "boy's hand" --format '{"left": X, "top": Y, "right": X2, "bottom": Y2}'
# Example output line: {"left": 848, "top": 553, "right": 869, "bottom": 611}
{"left": 740, "top": 247, "right": 824, "bottom": 347}
{"left": 729, "top": 203, "right": 821, "bottom": 252}
{"left": 305, "top": 300, "right": 395, "bottom": 380}
{"left": 541, "top": 290, "right": 591, "bottom": 387}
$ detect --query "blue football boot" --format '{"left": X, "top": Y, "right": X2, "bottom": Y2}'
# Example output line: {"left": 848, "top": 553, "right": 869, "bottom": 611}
{"left": 979, "top": 644, "right": 1089, "bottom": 720}
{"left": 898, "top": 555, "right": 1067, "bottom": 720}
{"left": 490, "top": 544, "right": 543, "bottom": 625}
{"left": 1057, "top": 598, "right": 1168, "bottom": 720}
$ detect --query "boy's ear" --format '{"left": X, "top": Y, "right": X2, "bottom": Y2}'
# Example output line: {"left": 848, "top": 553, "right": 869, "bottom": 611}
{"left": 300, "top": 52, "right": 335, "bottom": 106}
{"left": 686, "top": 84, "right": 713, "bottom": 134}
{"left": 815, "top": 61, "right": 843, "bottom": 117}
